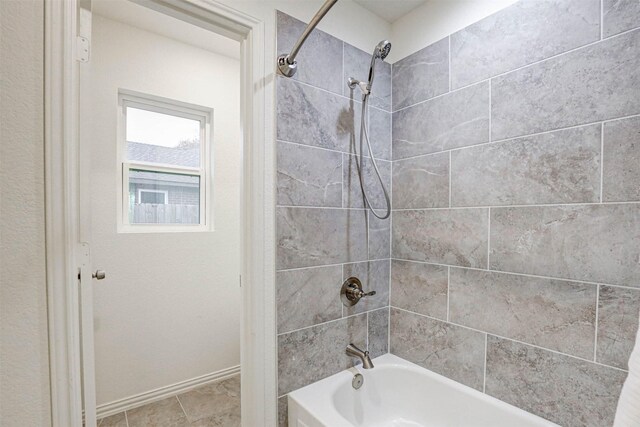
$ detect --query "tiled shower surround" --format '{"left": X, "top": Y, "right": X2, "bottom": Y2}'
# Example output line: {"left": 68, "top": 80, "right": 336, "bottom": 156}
{"left": 275, "top": 11, "right": 392, "bottom": 426}
{"left": 390, "top": 0, "right": 640, "bottom": 426}
{"left": 277, "top": 0, "right": 640, "bottom": 425}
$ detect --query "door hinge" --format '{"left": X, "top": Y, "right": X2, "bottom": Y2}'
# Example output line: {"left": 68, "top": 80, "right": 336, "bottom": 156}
{"left": 76, "top": 36, "right": 90, "bottom": 63}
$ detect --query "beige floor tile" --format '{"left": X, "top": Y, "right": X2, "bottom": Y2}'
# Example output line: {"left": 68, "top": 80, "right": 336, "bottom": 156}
{"left": 177, "top": 375, "right": 241, "bottom": 426}
{"left": 98, "top": 412, "right": 127, "bottom": 427}
{"left": 126, "top": 397, "right": 189, "bottom": 427}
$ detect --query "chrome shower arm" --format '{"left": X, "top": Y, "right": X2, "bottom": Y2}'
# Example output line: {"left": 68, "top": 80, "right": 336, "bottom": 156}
{"left": 277, "top": 0, "right": 338, "bottom": 77}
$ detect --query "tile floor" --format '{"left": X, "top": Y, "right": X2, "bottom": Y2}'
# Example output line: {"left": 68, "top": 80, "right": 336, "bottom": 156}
{"left": 98, "top": 374, "right": 240, "bottom": 427}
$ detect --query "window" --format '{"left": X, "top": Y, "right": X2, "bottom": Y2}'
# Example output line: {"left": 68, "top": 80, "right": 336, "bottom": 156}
{"left": 138, "top": 189, "right": 168, "bottom": 205}
{"left": 118, "top": 91, "right": 213, "bottom": 231}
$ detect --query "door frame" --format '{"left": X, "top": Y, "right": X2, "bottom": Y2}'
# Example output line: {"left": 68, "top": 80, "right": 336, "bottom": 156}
{"left": 44, "top": 0, "right": 277, "bottom": 425}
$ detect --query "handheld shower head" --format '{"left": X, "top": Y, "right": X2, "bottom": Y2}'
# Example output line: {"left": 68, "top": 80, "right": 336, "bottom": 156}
{"left": 348, "top": 40, "right": 392, "bottom": 96}
{"left": 374, "top": 40, "right": 391, "bottom": 61}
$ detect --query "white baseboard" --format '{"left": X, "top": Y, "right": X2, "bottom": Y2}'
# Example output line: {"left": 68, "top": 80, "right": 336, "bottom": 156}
{"left": 96, "top": 365, "right": 241, "bottom": 419}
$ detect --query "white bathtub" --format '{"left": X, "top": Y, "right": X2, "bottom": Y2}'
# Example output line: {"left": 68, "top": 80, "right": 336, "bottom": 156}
{"left": 288, "top": 354, "right": 559, "bottom": 427}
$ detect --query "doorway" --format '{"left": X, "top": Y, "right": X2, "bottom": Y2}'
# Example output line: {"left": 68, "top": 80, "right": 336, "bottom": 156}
{"left": 80, "top": 1, "right": 242, "bottom": 424}
{"left": 44, "top": 0, "right": 276, "bottom": 425}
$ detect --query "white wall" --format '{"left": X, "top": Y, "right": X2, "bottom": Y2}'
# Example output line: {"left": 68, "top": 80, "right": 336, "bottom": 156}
{"left": 82, "top": 13, "right": 242, "bottom": 405}
{"left": 389, "top": 0, "right": 519, "bottom": 62}
{"left": 0, "top": 1, "right": 52, "bottom": 426}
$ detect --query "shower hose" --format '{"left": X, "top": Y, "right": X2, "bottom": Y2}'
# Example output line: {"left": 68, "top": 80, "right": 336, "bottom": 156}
{"left": 357, "top": 93, "right": 391, "bottom": 220}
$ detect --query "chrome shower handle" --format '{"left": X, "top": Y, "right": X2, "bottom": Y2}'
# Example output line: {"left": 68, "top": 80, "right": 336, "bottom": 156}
{"left": 355, "top": 289, "right": 376, "bottom": 299}
{"left": 341, "top": 277, "right": 376, "bottom": 307}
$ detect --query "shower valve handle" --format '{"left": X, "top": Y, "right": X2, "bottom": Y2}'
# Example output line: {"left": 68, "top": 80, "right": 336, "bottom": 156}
{"left": 341, "top": 277, "right": 376, "bottom": 307}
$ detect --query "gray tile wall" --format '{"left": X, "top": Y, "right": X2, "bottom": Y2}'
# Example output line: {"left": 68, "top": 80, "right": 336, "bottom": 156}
{"left": 276, "top": 12, "right": 392, "bottom": 424}
{"left": 389, "top": 0, "right": 640, "bottom": 425}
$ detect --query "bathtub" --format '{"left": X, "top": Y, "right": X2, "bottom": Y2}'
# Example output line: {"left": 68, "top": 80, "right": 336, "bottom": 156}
{"left": 287, "top": 353, "right": 559, "bottom": 427}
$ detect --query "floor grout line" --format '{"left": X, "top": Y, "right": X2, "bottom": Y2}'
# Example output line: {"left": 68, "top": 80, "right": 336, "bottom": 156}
{"left": 175, "top": 395, "right": 189, "bottom": 422}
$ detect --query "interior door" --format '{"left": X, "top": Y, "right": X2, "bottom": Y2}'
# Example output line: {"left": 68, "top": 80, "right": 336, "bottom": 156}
{"left": 77, "top": 1, "right": 98, "bottom": 425}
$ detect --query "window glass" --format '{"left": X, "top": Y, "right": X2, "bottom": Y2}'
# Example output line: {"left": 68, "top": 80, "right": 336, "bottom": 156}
{"left": 128, "top": 169, "right": 200, "bottom": 225}
{"left": 126, "top": 107, "right": 201, "bottom": 168}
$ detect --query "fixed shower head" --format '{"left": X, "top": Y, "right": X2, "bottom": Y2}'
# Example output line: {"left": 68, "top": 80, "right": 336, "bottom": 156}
{"left": 374, "top": 40, "right": 391, "bottom": 61}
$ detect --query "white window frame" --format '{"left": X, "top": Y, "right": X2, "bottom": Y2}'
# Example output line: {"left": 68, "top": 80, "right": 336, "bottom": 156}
{"left": 117, "top": 90, "right": 213, "bottom": 233}
{"left": 137, "top": 189, "right": 168, "bottom": 204}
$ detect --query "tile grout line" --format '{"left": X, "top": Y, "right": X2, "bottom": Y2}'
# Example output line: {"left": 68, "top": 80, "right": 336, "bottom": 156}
{"left": 278, "top": 308, "right": 369, "bottom": 337}
{"left": 489, "top": 78, "right": 492, "bottom": 142}
{"left": 392, "top": 306, "right": 629, "bottom": 373}
{"left": 486, "top": 208, "right": 491, "bottom": 270}
{"left": 600, "top": 122, "right": 605, "bottom": 203}
{"left": 277, "top": 204, "right": 368, "bottom": 210}
{"left": 389, "top": 257, "right": 640, "bottom": 292}
{"left": 391, "top": 25, "right": 640, "bottom": 114}
{"left": 600, "top": 0, "right": 604, "bottom": 40}
{"left": 392, "top": 112, "right": 640, "bottom": 163}
{"left": 277, "top": 138, "right": 391, "bottom": 161}
{"left": 446, "top": 266, "right": 450, "bottom": 322}
{"left": 392, "top": 200, "right": 640, "bottom": 211}
{"left": 175, "top": 395, "right": 190, "bottom": 422}
{"left": 280, "top": 74, "right": 392, "bottom": 114}
{"left": 483, "top": 334, "right": 488, "bottom": 393}
{"left": 124, "top": 411, "right": 129, "bottom": 427}
{"left": 448, "top": 35, "right": 452, "bottom": 92}
{"left": 594, "top": 284, "right": 600, "bottom": 362}
{"left": 366, "top": 310, "right": 370, "bottom": 350}
{"left": 448, "top": 150, "right": 452, "bottom": 207}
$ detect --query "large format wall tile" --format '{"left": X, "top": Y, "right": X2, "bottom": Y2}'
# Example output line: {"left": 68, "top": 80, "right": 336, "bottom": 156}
{"left": 449, "top": 268, "right": 596, "bottom": 359}
{"left": 278, "top": 314, "right": 367, "bottom": 395}
{"left": 597, "top": 285, "right": 640, "bottom": 369}
{"left": 277, "top": 141, "right": 342, "bottom": 207}
{"left": 604, "top": 0, "right": 640, "bottom": 37}
{"left": 486, "top": 337, "right": 627, "bottom": 427}
{"left": 368, "top": 308, "right": 389, "bottom": 358}
{"left": 277, "top": 207, "right": 368, "bottom": 269}
{"left": 369, "top": 107, "right": 391, "bottom": 161}
{"left": 603, "top": 116, "right": 640, "bottom": 202}
{"left": 276, "top": 78, "right": 356, "bottom": 153}
{"left": 392, "top": 82, "right": 490, "bottom": 159}
{"left": 390, "top": 308, "right": 485, "bottom": 390}
{"left": 392, "top": 37, "right": 449, "bottom": 111}
{"left": 392, "top": 208, "right": 488, "bottom": 268}
{"left": 492, "top": 29, "right": 640, "bottom": 140}
{"left": 393, "top": 152, "right": 449, "bottom": 209}
{"left": 276, "top": 12, "right": 343, "bottom": 94}
{"left": 344, "top": 260, "right": 390, "bottom": 315}
{"left": 490, "top": 204, "right": 640, "bottom": 286}
{"left": 343, "top": 43, "right": 391, "bottom": 111}
{"left": 450, "top": 0, "right": 599, "bottom": 89}
{"left": 391, "top": 260, "right": 448, "bottom": 320}
{"left": 451, "top": 125, "right": 601, "bottom": 206}
{"left": 276, "top": 266, "right": 343, "bottom": 334}
{"left": 368, "top": 215, "right": 390, "bottom": 260}
{"left": 343, "top": 154, "right": 391, "bottom": 209}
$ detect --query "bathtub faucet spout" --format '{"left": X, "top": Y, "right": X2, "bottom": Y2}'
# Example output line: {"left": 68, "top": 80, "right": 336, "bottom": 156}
{"left": 346, "top": 343, "right": 374, "bottom": 369}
